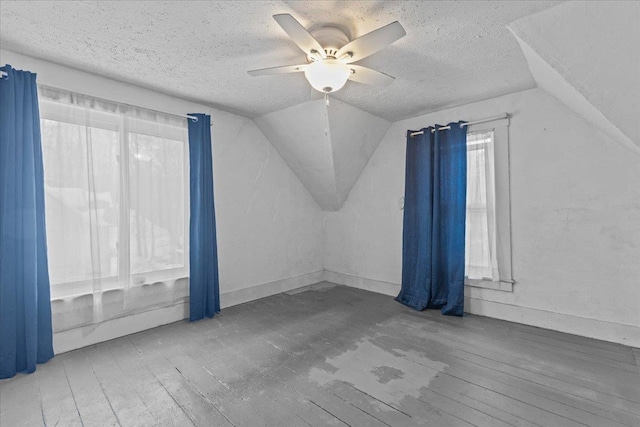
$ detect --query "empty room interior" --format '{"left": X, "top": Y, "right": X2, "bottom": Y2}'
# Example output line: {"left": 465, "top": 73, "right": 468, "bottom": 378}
{"left": 1, "top": 1, "right": 639, "bottom": 426}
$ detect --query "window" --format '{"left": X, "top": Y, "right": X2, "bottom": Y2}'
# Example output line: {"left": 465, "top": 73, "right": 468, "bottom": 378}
{"left": 465, "top": 131, "right": 497, "bottom": 280}
{"left": 39, "top": 87, "right": 189, "bottom": 299}
{"left": 464, "top": 121, "right": 513, "bottom": 291}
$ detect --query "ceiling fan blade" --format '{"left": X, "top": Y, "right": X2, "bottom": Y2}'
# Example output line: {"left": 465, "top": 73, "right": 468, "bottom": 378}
{"left": 273, "top": 14, "right": 326, "bottom": 60}
{"left": 336, "top": 21, "right": 406, "bottom": 63}
{"left": 348, "top": 65, "right": 395, "bottom": 86}
{"left": 247, "top": 64, "right": 309, "bottom": 76}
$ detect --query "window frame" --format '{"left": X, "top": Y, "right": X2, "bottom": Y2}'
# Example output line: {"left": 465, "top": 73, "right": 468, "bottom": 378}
{"left": 464, "top": 117, "right": 514, "bottom": 292}
{"left": 464, "top": 132, "right": 493, "bottom": 280}
{"left": 39, "top": 99, "right": 190, "bottom": 299}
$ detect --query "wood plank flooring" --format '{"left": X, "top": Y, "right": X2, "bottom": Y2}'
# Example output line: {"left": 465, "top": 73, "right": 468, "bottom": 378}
{"left": 1, "top": 282, "right": 639, "bottom": 426}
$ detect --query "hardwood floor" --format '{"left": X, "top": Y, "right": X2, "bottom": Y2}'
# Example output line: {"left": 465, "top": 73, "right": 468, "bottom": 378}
{"left": 1, "top": 282, "right": 639, "bottom": 426}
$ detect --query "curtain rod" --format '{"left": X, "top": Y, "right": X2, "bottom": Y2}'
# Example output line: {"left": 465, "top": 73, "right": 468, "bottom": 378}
{"left": 166, "top": 112, "right": 200, "bottom": 122}
{"left": 36, "top": 83, "right": 211, "bottom": 125}
{"left": 409, "top": 113, "right": 509, "bottom": 137}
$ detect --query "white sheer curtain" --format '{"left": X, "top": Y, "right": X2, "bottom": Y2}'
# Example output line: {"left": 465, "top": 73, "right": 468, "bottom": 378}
{"left": 465, "top": 131, "right": 499, "bottom": 281}
{"left": 39, "top": 86, "right": 188, "bottom": 328}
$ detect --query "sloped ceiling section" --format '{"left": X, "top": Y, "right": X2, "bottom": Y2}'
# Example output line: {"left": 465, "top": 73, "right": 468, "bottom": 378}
{"left": 254, "top": 99, "right": 390, "bottom": 211}
{"left": 509, "top": 1, "right": 640, "bottom": 154}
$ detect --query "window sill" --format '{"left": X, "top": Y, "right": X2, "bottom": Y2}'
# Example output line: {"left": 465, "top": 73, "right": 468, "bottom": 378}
{"left": 51, "top": 276, "right": 189, "bottom": 302}
{"left": 465, "top": 278, "right": 513, "bottom": 292}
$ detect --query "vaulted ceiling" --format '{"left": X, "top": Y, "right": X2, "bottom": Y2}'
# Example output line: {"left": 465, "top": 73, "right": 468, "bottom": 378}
{"left": 0, "top": 1, "right": 560, "bottom": 120}
{"left": 509, "top": 1, "right": 640, "bottom": 154}
{"left": 4, "top": 1, "right": 636, "bottom": 211}
{"left": 254, "top": 99, "right": 391, "bottom": 210}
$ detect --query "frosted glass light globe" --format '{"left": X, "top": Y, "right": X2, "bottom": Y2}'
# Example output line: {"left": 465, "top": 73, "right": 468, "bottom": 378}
{"left": 304, "top": 59, "right": 350, "bottom": 93}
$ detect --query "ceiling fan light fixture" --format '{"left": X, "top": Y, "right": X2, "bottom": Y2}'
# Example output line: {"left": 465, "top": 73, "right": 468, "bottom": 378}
{"left": 304, "top": 59, "right": 350, "bottom": 93}
{"left": 248, "top": 15, "right": 406, "bottom": 95}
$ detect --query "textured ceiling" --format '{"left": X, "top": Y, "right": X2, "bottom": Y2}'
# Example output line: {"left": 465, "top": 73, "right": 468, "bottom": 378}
{"left": 0, "top": 0, "right": 561, "bottom": 121}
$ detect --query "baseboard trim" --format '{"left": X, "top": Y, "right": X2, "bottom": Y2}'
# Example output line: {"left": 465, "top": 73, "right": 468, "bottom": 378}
{"left": 53, "top": 302, "right": 189, "bottom": 354}
{"left": 53, "top": 270, "right": 638, "bottom": 352}
{"left": 323, "top": 271, "right": 400, "bottom": 296}
{"left": 220, "top": 270, "right": 324, "bottom": 308}
{"left": 53, "top": 270, "right": 324, "bottom": 354}
{"left": 464, "top": 296, "right": 640, "bottom": 348}
{"left": 324, "top": 270, "right": 638, "bottom": 348}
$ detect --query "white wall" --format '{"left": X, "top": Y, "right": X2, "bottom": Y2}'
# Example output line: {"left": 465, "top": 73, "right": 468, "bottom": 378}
{"left": 1, "top": 50, "right": 324, "bottom": 352}
{"left": 324, "top": 88, "right": 640, "bottom": 347}
{"left": 5, "top": 50, "right": 638, "bottom": 348}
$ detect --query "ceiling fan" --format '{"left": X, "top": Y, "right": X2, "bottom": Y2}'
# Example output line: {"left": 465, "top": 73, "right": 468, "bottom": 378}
{"left": 248, "top": 14, "right": 406, "bottom": 97}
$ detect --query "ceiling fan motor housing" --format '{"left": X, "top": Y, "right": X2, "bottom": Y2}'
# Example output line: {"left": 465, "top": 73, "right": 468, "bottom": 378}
{"left": 308, "top": 26, "right": 350, "bottom": 60}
